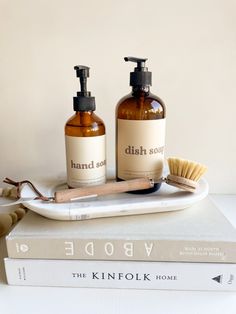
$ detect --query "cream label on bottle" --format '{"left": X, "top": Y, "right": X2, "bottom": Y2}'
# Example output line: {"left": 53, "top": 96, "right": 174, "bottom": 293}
{"left": 65, "top": 135, "right": 106, "bottom": 187}
{"left": 117, "top": 119, "right": 165, "bottom": 181}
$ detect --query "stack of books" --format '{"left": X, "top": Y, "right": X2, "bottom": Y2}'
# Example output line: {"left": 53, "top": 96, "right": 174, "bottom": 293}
{"left": 4, "top": 197, "right": 236, "bottom": 291}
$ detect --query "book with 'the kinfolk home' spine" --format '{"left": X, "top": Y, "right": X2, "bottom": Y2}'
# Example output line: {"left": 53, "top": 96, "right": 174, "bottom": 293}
{"left": 4, "top": 258, "right": 236, "bottom": 291}
{"left": 6, "top": 197, "right": 236, "bottom": 263}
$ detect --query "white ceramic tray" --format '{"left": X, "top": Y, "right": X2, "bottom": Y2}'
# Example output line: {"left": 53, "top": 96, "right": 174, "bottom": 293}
{"left": 19, "top": 177, "right": 209, "bottom": 220}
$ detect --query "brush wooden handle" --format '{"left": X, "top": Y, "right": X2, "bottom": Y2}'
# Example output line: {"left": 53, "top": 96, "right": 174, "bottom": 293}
{"left": 54, "top": 178, "right": 153, "bottom": 203}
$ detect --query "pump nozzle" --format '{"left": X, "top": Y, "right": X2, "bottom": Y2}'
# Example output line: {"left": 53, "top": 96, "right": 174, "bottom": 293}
{"left": 74, "top": 65, "right": 90, "bottom": 77}
{"left": 74, "top": 65, "right": 90, "bottom": 97}
{"left": 124, "top": 57, "right": 147, "bottom": 70}
{"left": 73, "top": 65, "right": 95, "bottom": 111}
{"left": 124, "top": 56, "right": 151, "bottom": 87}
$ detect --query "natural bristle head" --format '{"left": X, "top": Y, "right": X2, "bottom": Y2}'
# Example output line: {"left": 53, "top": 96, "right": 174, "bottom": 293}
{"left": 167, "top": 157, "right": 207, "bottom": 182}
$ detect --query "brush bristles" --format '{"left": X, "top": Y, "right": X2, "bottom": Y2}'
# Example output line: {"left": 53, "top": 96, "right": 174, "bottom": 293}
{"left": 167, "top": 157, "right": 207, "bottom": 182}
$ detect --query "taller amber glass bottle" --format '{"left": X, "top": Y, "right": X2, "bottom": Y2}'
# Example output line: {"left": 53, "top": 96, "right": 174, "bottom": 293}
{"left": 65, "top": 66, "right": 106, "bottom": 188}
{"left": 116, "top": 57, "right": 166, "bottom": 194}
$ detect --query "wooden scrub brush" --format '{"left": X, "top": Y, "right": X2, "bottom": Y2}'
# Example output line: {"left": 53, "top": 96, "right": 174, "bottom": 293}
{"left": 54, "top": 157, "right": 207, "bottom": 202}
{"left": 1, "top": 157, "right": 207, "bottom": 204}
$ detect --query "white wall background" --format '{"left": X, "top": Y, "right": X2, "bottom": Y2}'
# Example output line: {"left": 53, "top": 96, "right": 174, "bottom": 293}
{"left": 0, "top": 0, "right": 236, "bottom": 193}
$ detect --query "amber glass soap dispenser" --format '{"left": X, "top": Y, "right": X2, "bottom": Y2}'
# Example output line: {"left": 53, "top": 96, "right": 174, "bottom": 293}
{"left": 116, "top": 57, "right": 166, "bottom": 193}
{"left": 65, "top": 65, "right": 106, "bottom": 188}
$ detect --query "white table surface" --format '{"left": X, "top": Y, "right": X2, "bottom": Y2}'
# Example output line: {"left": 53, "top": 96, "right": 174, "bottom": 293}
{"left": 0, "top": 195, "right": 236, "bottom": 314}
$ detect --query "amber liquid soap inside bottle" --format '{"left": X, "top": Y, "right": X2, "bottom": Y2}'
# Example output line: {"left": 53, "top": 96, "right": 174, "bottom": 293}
{"left": 116, "top": 57, "right": 166, "bottom": 194}
{"left": 65, "top": 65, "right": 106, "bottom": 188}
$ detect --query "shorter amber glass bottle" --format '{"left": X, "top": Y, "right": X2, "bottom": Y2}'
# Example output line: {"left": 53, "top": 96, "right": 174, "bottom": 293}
{"left": 116, "top": 57, "right": 166, "bottom": 194}
{"left": 65, "top": 66, "right": 106, "bottom": 188}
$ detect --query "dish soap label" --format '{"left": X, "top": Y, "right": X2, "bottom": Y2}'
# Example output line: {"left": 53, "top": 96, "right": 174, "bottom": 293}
{"left": 117, "top": 119, "right": 165, "bottom": 181}
{"left": 65, "top": 135, "right": 106, "bottom": 187}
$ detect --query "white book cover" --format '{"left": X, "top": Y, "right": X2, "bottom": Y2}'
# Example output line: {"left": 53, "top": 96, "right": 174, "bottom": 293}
{"left": 6, "top": 197, "right": 236, "bottom": 262}
{"left": 4, "top": 258, "right": 236, "bottom": 291}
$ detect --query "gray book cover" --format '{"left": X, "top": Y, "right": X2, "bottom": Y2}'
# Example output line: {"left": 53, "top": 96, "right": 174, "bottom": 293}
{"left": 6, "top": 197, "right": 236, "bottom": 262}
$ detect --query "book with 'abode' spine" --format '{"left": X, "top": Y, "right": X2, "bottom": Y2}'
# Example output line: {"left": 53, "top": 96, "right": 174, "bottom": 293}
{"left": 6, "top": 198, "right": 236, "bottom": 263}
{"left": 4, "top": 258, "right": 236, "bottom": 291}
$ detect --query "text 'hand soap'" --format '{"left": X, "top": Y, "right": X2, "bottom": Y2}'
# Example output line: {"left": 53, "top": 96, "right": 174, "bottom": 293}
{"left": 116, "top": 57, "right": 166, "bottom": 194}
{"left": 65, "top": 66, "right": 106, "bottom": 188}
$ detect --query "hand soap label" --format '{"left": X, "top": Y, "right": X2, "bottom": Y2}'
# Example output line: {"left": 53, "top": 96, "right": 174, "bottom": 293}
{"left": 65, "top": 135, "right": 106, "bottom": 187}
{"left": 117, "top": 119, "right": 165, "bottom": 181}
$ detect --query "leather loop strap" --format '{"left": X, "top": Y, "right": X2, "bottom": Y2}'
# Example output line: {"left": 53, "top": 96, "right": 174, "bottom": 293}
{"left": 3, "top": 178, "right": 50, "bottom": 201}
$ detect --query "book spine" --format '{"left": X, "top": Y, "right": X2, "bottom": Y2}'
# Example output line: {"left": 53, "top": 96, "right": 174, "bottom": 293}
{"left": 4, "top": 258, "right": 236, "bottom": 291}
{"left": 6, "top": 237, "right": 236, "bottom": 263}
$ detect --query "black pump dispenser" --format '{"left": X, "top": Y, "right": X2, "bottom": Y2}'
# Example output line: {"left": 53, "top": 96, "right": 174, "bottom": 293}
{"left": 124, "top": 57, "right": 152, "bottom": 87}
{"left": 73, "top": 65, "right": 95, "bottom": 112}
